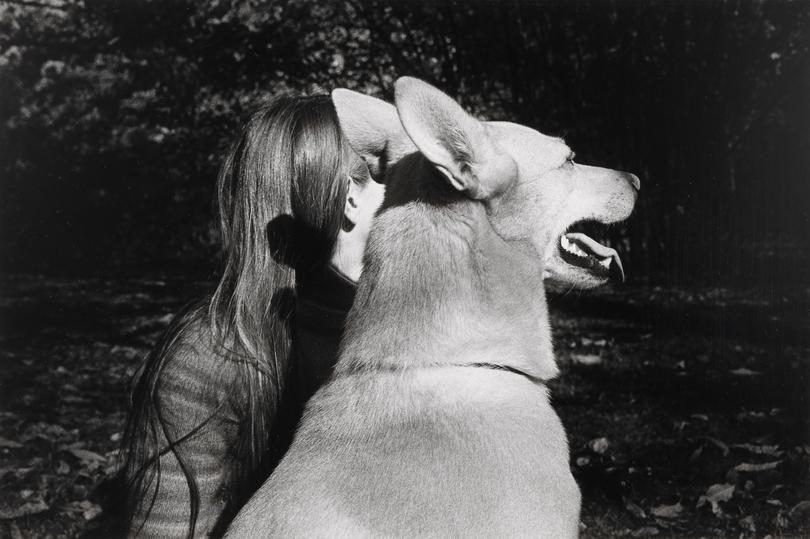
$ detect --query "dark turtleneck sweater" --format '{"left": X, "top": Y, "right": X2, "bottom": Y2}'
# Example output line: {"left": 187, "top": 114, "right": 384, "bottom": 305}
{"left": 291, "top": 265, "right": 357, "bottom": 406}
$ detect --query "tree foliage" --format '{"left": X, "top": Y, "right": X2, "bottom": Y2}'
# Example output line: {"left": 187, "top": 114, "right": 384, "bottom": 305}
{"left": 1, "top": 0, "right": 808, "bottom": 283}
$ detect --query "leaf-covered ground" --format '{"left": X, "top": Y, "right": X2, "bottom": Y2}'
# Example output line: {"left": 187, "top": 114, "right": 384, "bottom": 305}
{"left": 0, "top": 275, "right": 808, "bottom": 538}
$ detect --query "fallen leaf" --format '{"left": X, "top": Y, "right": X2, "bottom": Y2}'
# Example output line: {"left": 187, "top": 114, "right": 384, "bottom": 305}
{"left": 66, "top": 448, "right": 106, "bottom": 465}
{"left": 110, "top": 345, "right": 143, "bottom": 359}
{"left": 697, "top": 483, "right": 735, "bottom": 516}
{"left": 736, "top": 410, "right": 767, "bottom": 422}
{"left": 588, "top": 437, "right": 610, "bottom": 454}
{"left": 0, "top": 500, "right": 49, "bottom": 520}
{"left": 730, "top": 368, "right": 761, "bottom": 376}
{"left": 651, "top": 502, "right": 683, "bottom": 519}
{"left": 26, "top": 423, "right": 69, "bottom": 441}
{"left": 624, "top": 497, "right": 647, "bottom": 519}
{"left": 62, "top": 395, "right": 91, "bottom": 404}
{"left": 48, "top": 424, "right": 70, "bottom": 437}
{"left": 706, "top": 437, "right": 730, "bottom": 456}
{"left": 732, "top": 443, "right": 784, "bottom": 458}
{"left": 12, "top": 467, "right": 33, "bottom": 478}
{"left": 631, "top": 526, "right": 659, "bottom": 537}
{"left": 0, "top": 437, "right": 23, "bottom": 449}
{"left": 734, "top": 461, "right": 782, "bottom": 473}
{"left": 689, "top": 445, "right": 704, "bottom": 462}
{"left": 83, "top": 504, "right": 103, "bottom": 521}
{"left": 66, "top": 500, "right": 103, "bottom": 521}
{"left": 739, "top": 515, "right": 756, "bottom": 532}
{"left": 572, "top": 354, "right": 602, "bottom": 366}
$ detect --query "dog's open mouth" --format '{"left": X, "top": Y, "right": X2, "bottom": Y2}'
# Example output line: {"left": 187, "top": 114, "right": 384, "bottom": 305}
{"left": 558, "top": 221, "right": 625, "bottom": 282}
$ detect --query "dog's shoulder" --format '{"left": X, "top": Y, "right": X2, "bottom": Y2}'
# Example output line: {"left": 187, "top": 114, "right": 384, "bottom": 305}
{"left": 231, "top": 368, "right": 578, "bottom": 538}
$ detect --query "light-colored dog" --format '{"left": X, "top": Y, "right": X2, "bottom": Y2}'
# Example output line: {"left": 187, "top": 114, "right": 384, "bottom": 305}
{"left": 227, "top": 77, "right": 639, "bottom": 538}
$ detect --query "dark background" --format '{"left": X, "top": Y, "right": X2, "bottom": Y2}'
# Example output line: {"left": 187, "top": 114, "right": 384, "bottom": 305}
{"left": 1, "top": 0, "right": 808, "bottom": 284}
{"left": 0, "top": 1, "right": 809, "bottom": 537}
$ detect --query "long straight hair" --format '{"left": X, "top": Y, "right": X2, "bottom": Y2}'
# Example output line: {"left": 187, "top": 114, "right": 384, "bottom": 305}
{"left": 119, "top": 95, "right": 356, "bottom": 537}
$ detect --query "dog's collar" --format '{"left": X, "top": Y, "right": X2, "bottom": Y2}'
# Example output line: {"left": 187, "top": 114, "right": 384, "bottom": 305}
{"left": 343, "top": 362, "right": 545, "bottom": 384}
{"left": 465, "top": 362, "right": 546, "bottom": 384}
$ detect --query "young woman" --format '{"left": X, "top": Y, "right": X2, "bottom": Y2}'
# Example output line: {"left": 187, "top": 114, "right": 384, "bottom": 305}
{"left": 118, "top": 95, "right": 384, "bottom": 538}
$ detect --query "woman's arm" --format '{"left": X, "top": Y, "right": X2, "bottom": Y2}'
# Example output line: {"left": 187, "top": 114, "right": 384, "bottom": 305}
{"left": 127, "top": 343, "right": 239, "bottom": 538}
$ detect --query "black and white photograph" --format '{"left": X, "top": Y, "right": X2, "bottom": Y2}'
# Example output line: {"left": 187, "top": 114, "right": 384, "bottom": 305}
{"left": 0, "top": 0, "right": 808, "bottom": 537}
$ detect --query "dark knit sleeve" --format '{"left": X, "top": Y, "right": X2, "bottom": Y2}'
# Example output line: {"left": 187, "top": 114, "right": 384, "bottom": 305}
{"left": 128, "top": 334, "right": 240, "bottom": 538}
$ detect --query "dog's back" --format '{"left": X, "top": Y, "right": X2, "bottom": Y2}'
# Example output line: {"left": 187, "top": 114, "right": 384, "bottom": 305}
{"left": 228, "top": 77, "right": 639, "bottom": 538}
{"left": 231, "top": 367, "right": 578, "bottom": 538}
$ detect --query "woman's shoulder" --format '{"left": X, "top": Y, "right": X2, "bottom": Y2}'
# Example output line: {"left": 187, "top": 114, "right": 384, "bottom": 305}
{"left": 153, "top": 310, "right": 242, "bottom": 419}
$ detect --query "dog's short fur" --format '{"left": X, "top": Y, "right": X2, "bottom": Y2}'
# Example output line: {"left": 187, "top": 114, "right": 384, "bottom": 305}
{"left": 227, "top": 78, "right": 639, "bottom": 538}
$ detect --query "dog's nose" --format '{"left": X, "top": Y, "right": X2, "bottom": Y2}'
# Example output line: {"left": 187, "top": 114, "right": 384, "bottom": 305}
{"left": 627, "top": 173, "right": 641, "bottom": 191}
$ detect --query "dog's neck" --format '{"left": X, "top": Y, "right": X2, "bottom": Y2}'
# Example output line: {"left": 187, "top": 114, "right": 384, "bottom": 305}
{"left": 336, "top": 161, "right": 558, "bottom": 381}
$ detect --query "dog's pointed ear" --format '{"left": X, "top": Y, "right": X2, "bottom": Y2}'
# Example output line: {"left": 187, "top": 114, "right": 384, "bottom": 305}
{"left": 331, "top": 88, "right": 414, "bottom": 181}
{"left": 394, "top": 77, "right": 516, "bottom": 200}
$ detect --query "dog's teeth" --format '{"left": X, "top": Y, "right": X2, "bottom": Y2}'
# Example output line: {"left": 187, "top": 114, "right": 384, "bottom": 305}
{"left": 561, "top": 235, "right": 590, "bottom": 258}
{"left": 570, "top": 244, "right": 587, "bottom": 257}
{"left": 599, "top": 257, "right": 611, "bottom": 269}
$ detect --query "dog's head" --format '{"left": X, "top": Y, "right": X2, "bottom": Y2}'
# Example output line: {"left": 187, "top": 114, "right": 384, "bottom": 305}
{"left": 333, "top": 77, "right": 639, "bottom": 289}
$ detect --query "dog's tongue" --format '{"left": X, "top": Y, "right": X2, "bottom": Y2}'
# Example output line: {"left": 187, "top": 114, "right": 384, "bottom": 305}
{"left": 562, "top": 232, "right": 625, "bottom": 281}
